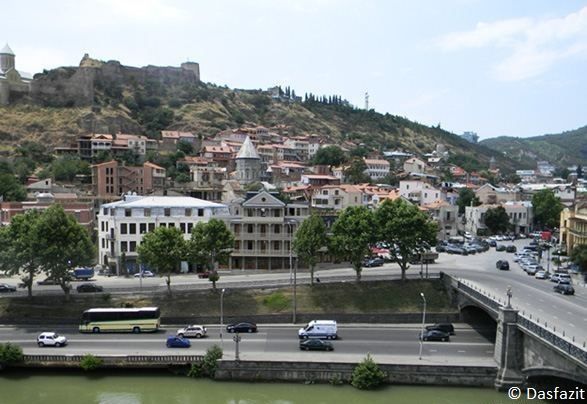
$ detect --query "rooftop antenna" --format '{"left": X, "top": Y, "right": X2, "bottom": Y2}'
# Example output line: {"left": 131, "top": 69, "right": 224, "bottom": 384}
{"left": 365, "top": 92, "right": 369, "bottom": 110}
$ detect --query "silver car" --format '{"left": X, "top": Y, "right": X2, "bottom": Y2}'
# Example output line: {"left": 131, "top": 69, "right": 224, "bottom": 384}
{"left": 37, "top": 332, "right": 68, "bottom": 347}
{"left": 176, "top": 325, "right": 207, "bottom": 338}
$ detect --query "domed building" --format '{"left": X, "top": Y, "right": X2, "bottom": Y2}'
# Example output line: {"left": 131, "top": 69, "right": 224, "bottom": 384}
{"left": 0, "top": 44, "right": 32, "bottom": 105}
{"left": 235, "top": 136, "right": 261, "bottom": 185}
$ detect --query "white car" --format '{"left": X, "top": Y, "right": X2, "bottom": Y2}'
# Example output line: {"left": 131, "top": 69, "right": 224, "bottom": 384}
{"left": 176, "top": 325, "right": 207, "bottom": 338}
{"left": 535, "top": 271, "right": 548, "bottom": 280}
{"left": 134, "top": 271, "right": 154, "bottom": 278}
{"left": 37, "top": 332, "right": 68, "bottom": 347}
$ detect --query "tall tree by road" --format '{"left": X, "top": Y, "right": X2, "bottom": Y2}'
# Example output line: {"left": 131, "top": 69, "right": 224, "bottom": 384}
{"left": 456, "top": 188, "right": 480, "bottom": 215}
{"left": 532, "top": 189, "right": 563, "bottom": 230}
{"left": 375, "top": 199, "right": 437, "bottom": 281}
{"left": 570, "top": 244, "right": 587, "bottom": 280}
{"left": 138, "top": 226, "right": 186, "bottom": 295}
{"left": 188, "top": 219, "right": 234, "bottom": 290}
{"left": 484, "top": 206, "right": 510, "bottom": 235}
{"left": 0, "top": 210, "right": 43, "bottom": 298}
{"left": 34, "top": 205, "right": 95, "bottom": 299}
{"left": 293, "top": 215, "right": 327, "bottom": 285}
{"left": 329, "top": 206, "right": 375, "bottom": 282}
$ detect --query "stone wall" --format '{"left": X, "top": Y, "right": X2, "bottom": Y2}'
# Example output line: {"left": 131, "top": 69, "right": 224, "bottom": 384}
{"left": 216, "top": 360, "right": 497, "bottom": 387}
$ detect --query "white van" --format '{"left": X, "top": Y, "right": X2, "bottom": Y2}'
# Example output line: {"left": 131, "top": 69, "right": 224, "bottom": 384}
{"left": 298, "top": 320, "right": 338, "bottom": 340}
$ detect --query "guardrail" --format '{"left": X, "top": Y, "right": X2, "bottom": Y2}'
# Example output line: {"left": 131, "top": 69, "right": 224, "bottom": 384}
{"left": 23, "top": 354, "right": 203, "bottom": 364}
{"left": 456, "top": 280, "right": 501, "bottom": 313}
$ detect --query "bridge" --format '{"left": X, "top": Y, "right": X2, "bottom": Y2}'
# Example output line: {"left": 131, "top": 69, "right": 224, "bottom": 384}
{"left": 442, "top": 273, "right": 587, "bottom": 389}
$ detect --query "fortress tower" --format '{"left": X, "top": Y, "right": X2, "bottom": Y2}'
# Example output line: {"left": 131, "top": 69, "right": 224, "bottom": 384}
{"left": 0, "top": 44, "right": 32, "bottom": 105}
{"left": 0, "top": 44, "right": 15, "bottom": 73}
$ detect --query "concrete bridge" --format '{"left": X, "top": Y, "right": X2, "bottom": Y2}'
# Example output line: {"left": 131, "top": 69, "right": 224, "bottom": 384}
{"left": 442, "top": 273, "right": 587, "bottom": 389}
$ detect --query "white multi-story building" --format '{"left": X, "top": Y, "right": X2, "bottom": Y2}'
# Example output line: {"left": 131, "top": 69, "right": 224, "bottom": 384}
{"left": 97, "top": 194, "right": 230, "bottom": 274}
{"left": 363, "top": 158, "right": 390, "bottom": 180}
{"left": 399, "top": 180, "right": 441, "bottom": 206}
{"left": 464, "top": 202, "right": 533, "bottom": 236}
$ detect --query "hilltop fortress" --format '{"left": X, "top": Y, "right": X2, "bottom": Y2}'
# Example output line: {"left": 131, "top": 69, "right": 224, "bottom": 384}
{"left": 0, "top": 44, "right": 200, "bottom": 106}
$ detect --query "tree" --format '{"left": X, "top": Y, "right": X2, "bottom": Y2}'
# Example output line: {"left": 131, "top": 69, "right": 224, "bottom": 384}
{"left": 344, "top": 158, "right": 371, "bottom": 184}
{"left": 532, "top": 189, "right": 563, "bottom": 230}
{"left": 329, "top": 206, "right": 375, "bottom": 281}
{"left": 34, "top": 205, "right": 95, "bottom": 299}
{"left": 138, "top": 226, "right": 186, "bottom": 295}
{"left": 484, "top": 206, "right": 510, "bottom": 235}
{"left": 188, "top": 219, "right": 234, "bottom": 289}
{"left": 293, "top": 215, "right": 327, "bottom": 285}
{"left": 569, "top": 245, "right": 587, "bottom": 276}
{"left": 177, "top": 140, "right": 194, "bottom": 155}
{"left": 311, "top": 146, "right": 347, "bottom": 167}
{"left": 51, "top": 156, "right": 88, "bottom": 182}
{"left": 375, "top": 199, "right": 437, "bottom": 281}
{"left": 0, "top": 173, "right": 26, "bottom": 201}
{"left": 351, "top": 354, "right": 386, "bottom": 390}
{"left": 0, "top": 210, "right": 43, "bottom": 298}
{"left": 456, "top": 188, "right": 480, "bottom": 215}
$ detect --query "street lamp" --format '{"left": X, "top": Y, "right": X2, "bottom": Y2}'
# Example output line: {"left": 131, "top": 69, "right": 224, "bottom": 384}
{"left": 220, "top": 288, "right": 226, "bottom": 349}
{"left": 506, "top": 285, "right": 512, "bottom": 309}
{"left": 418, "top": 292, "right": 426, "bottom": 360}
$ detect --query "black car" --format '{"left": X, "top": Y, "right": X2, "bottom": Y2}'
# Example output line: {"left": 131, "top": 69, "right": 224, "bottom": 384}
{"left": 505, "top": 245, "right": 517, "bottom": 253}
{"left": 363, "top": 257, "right": 384, "bottom": 267}
{"left": 419, "top": 329, "right": 450, "bottom": 342}
{"left": 226, "top": 322, "right": 257, "bottom": 333}
{"left": 496, "top": 260, "right": 510, "bottom": 270}
{"left": 299, "top": 339, "right": 334, "bottom": 351}
{"left": 76, "top": 284, "right": 104, "bottom": 293}
{"left": 553, "top": 283, "right": 575, "bottom": 295}
{"left": 37, "top": 278, "right": 58, "bottom": 285}
{"left": 0, "top": 283, "right": 17, "bottom": 293}
{"left": 495, "top": 244, "right": 506, "bottom": 252}
{"left": 488, "top": 239, "right": 497, "bottom": 247}
{"left": 425, "top": 323, "right": 455, "bottom": 335}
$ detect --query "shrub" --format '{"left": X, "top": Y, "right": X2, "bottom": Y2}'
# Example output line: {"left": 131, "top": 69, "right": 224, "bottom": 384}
{"left": 80, "top": 354, "right": 103, "bottom": 371}
{"left": 0, "top": 343, "right": 24, "bottom": 365}
{"left": 188, "top": 344, "right": 223, "bottom": 378}
{"left": 262, "top": 292, "right": 290, "bottom": 311}
{"left": 350, "top": 354, "right": 386, "bottom": 390}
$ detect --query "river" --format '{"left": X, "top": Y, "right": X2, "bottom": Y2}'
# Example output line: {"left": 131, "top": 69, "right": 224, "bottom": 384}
{"left": 0, "top": 370, "right": 546, "bottom": 404}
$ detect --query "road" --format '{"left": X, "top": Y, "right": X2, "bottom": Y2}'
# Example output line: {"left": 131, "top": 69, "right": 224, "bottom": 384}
{"left": 0, "top": 323, "right": 495, "bottom": 364}
{"left": 1, "top": 238, "right": 585, "bottom": 347}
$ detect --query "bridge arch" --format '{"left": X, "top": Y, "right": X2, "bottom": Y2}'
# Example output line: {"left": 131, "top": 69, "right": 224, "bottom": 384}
{"left": 460, "top": 304, "right": 497, "bottom": 342}
{"left": 524, "top": 367, "right": 587, "bottom": 388}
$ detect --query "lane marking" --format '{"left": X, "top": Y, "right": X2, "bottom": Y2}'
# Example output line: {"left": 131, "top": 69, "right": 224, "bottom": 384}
{"left": 569, "top": 323, "right": 575, "bottom": 328}
{"left": 429, "top": 349, "right": 438, "bottom": 352}
{"left": 457, "top": 350, "right": 466, "bottom": 353}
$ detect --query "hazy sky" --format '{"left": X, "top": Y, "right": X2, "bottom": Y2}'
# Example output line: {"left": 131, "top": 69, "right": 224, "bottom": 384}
{"left": 3, "top": 0, "right": 587, "bottom": 139}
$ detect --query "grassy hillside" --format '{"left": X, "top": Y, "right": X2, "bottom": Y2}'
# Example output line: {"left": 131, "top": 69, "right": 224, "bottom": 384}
{"left": 480, "top": 126, "right": 587, "bottom": 168}
{"left": 0, "top": 68, "right": 524, "bottom": 172}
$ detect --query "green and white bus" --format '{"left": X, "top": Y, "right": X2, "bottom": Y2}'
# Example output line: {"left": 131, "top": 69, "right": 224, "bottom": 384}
{"left": 79, "top": 307, "right": 160, "bottom": 333}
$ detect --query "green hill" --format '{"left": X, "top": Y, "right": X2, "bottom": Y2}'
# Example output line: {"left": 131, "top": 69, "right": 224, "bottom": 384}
{"left": 0, "top": 60, "right": 525, "bottom": 174}
{"left": 480, "top": 126, "right": 587, "bottom": 169}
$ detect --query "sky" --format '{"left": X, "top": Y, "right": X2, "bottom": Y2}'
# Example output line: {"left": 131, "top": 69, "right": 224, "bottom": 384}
{"left": 3, "top": 0, "right": 587, "bottom": 140}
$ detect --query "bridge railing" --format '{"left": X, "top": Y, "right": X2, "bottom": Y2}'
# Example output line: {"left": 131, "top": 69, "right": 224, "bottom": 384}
{"left": 23, "top": 354, "right": 204, "bottom": 364}
{"left": 517, "top": 316, "right": 587, "bottom": 365}
{"left": 455, "top": 280, "right": 500, "bottom": 313}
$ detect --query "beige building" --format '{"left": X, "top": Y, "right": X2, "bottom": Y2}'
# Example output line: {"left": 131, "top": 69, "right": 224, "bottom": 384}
{"left": 475, "top": 184, "right": 519, "bottom": 204}
{"left": 363, "top": 158, "right": 390, "bottom": 180}
{"left": 399, "top": 180, "right": 441, "bottom": 206}
{"left": 229, "top": 191, "right": 309, "bottom": 270}
{"left": 560, "top": 201, "right": 587, "bottom": 253}
{"left": 311, "top": 184, "right": 362, "bottom": 211}
{"left": 403, "top": 157, "right": 427, "bottom": 174}
{"left": 421, "top": 200, "right": 459, "bottom": 240}
{"left": 91, "top": 160, "right": 166, "bottom": 199}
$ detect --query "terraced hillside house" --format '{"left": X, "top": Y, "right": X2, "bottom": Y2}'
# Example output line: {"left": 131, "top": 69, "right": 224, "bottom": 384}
{"left": 97, "top": 194, "right": 230, "bottom": 274}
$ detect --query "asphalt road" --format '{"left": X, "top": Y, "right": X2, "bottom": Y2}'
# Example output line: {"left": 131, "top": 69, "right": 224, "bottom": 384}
{"left": 0, "top": 324, "right": 495, "bottom": 364}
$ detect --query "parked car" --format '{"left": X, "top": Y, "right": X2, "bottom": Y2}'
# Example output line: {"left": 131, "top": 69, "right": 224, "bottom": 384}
{"left": 550, "top": 273, "right": 571, "bottom": 284}
{"left": 505, "top": 245, "right": 517, "bottom": 253}
{"left": 363, "top": 257, "right": 384, "bottom": 267}
{"left": 495, "top": 244, "right": 506, "bottom": 252}
{"left": 166, "top": 336, "right": 191, "bottom": 348}
{"left": 553, "top": 283, "right": 575, "bottom": 295}
{"left": 524, "top": 265, "right": 542, "bottom": 275}
{"left": 227, "top": 322, "right": 257, "bottom": 333}
{"left": 134, "top": 271, "right": 154, "bottom": 278}
{"left": 425, "top": 323, "right": 455, "bottom": 335}
{"left": 463, "top": 245, "right": 477, "bottom": 255}
{"left": 76, "top": 284, "right": 104, "bottom": 293}
{"left": 37, "top": 332, "right": 68, "bottom": 347}
{"left": 496, "top": 260, "right": 509, "bottom": 271}
{"left": 488, "top": 239, "right": 497, "bottom": 247}
{"left": 534, "top": 271, "right": 548, "bottom": 280}
{"left": 37, "top": 278, "right": 58, "bottom": 285}
{"left": 0, "top": 283, "right": 16, "bottom": 293}
{"left": 176, "top": 325, "right": 207, "bottom": 338}
{"left": 299, "top": 339, "right": 334, "bottom": 351}
{"left": 446, "top": 245, "right": 467, "bottom": 255}
{"left": 419, "top": 329, "right": 450, "bottom": 342}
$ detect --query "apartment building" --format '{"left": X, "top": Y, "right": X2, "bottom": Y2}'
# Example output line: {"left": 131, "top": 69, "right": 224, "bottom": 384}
{"left": 421, "top": 199, "right": 459, "bottom": 240}
{"left": 97, "top": 194, "right": 230, "bottom": 274}
{"left": 475, "top": 184, "right": 520, "bottom": 204}
{"left": 311, "top": 184, "right": 362, "bottom": 211}
{"left": 228, "top": 191, "right": 309, "bottom": 270}
{"left": 403, "top": 157, "right": 427, "bottom": 174}
{"left": 399, "top": 180, "right": 441, "bottom": 206}
{"left": 464, "top": 202, "right": 533, "bottom": 235}
{"left": 363, "top": 158, "right": 390, "bottom": 180}
{"left": 91, "top": 160, "right": 166, "bottom": 199}
{"left": 160, "top": 131, "right": 197, "bottom": 153}
{"left": 187, "top": 165, "right": 227, "bottom": 201}
{"left": 560, "top": 201, "right": 587, "bottom": 253}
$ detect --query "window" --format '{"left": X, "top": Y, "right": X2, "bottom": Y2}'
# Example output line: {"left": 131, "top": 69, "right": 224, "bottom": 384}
{"left": 274, "top": 224, "right": 281, "bottom": 234}
{"left": 187, "top": 223, "right": 193, "bottom": 233}
{"left": 121, "top": 241, "right": 128, "bottom": 252}
{"left": 247, "top": 240, "right": 254, "bottom": 250}
{"left": 144, "top": 208, "right": 151, "bottom": 217}
{"left": 334, "top": 190, "right": 339, "bottom": 196}
{"left": 125, "top": 209, "right": 131, "bottom": 217}
{"left": 180, "top": 223, "right": 186, "bottom": 233}
{"left": 248, "top": 224, "right": 254, "bottom": 233}
{"left": 168, "top": 223, "right": 175, "bottom": 228}
{"left": 273, "top": 241, "right": 280, "bottom": 251}
{"left": 164, "top": 208, "right": 171, "bottom": 217}
{"left": 139, "top": 223, "right": 147, "bottom": 234}
{"left": 101, "top": 221, "right": 105, "bottom": 232}
{"left": 274, "top": 209, "right": 281, "bottom": 217}
{"left": 129, "top": 241, "right": 137, "bottom": 252}
{"left": 148, "top": 223, "right": 155, "bottom": 232}
{"left": 101, "top": 238, "right": 105, "bottom": 248}
{"left": 185, "top": 208, "right": 192, "bottom": 217}
{"left": 121, "top": 223, "right": 128, "bottom": 234}
{"left": 198, "top": 209, "right": 204, "bottom": 217}
{"left": 129, "top": 223, "right": 136, "bottom": 234}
